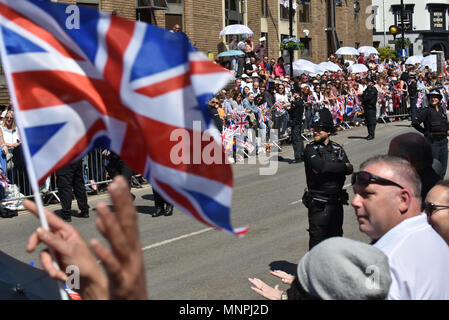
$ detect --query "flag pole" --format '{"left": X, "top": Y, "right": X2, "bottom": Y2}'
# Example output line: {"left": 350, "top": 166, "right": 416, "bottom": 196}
{"left": 0, "top": 36, "right": 69, "bottom": 301}
{"left": 9, "top": 91, "right": 69, "bottom": 301}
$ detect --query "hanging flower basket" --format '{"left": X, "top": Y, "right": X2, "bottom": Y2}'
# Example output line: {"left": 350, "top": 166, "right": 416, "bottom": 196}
{"left": 280, "top": 38, "right": 305, "bottom": 51}
{"left": 394, "top": 38, "right": 412, "bottom": 47}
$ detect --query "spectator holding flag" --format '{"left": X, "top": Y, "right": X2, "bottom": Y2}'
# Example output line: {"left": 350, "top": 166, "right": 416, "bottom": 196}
{"left": 25, "top": 176, "right": 148, "bottom": 300}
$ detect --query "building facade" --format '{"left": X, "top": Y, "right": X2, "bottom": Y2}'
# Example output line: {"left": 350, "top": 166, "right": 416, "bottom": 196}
{"left": 58, "top": 0, "right": 372, "bottom": 64}
{"left": 372, "top": 0, "right": 449, "bottom": 59}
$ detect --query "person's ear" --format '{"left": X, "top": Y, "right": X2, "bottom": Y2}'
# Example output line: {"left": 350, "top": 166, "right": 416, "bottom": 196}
{"left": 397, "top": 188, "right": 412, "bottom": 214}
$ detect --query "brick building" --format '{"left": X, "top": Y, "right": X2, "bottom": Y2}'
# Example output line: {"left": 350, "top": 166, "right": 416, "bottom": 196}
{"left": 60, "top": 0, "right": 372, "bottom": 64}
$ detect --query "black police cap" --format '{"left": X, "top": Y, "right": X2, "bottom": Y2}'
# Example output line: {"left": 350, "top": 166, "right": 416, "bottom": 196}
{"left": 312, "top": 108, "right": 335, "bottom": 133}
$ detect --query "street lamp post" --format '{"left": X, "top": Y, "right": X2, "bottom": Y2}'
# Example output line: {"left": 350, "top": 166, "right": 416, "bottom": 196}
{"left": 289, "top": 0, "right": 294, "bottom": 78}
{"left": 400, "top": 0, "right": 405, "bottom": 60}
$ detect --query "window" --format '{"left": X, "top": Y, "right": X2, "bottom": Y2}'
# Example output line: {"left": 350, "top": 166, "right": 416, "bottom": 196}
{"left": 394, "top": 11, "right": 413, "bottom": 31}
{"left": 391, "top": 4, "right": 414, "bottom": 32}
{"left": 280, "top": 4, "right": 290, "bottom": 20}
{"left": 226, "top": 0, "right": 238, "bottom": 11}
{"left": 137, "top": 0, "right": 168, "bottom": 9}
{"left": 299, "top": 1, "right": 310, "bottom": 23}
{"left": 300, "top": 37, "right": 311, "bottom": 57}
{"left": 77, "top": 1, "right": 99, "bottom": 9}
{"left": 261, "top": 0, "right": 268, "bottom": 18}
{"left": 261, "top": 32, "right": 268, "bottom": 53}
{"left": 225, "top": 0, "right": 243, "bottom": 26}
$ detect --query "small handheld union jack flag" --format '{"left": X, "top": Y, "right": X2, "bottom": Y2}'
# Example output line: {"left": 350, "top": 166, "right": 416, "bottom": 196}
{"left": 235, "top": 114, "right": 248, "bottom": 135}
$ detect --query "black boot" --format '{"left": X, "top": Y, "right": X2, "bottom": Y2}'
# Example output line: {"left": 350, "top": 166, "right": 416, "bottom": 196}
{"left": 152, "top": 207, "right": 165, "bottom": 217}
{"left": 75, "top": 209, "right": 89, "bottom": 218}
{"left": 164, "top": 204, "right": 174, "bottom": 216}
{"left": 58, "top": 212, "right": 72, "bottom": 222}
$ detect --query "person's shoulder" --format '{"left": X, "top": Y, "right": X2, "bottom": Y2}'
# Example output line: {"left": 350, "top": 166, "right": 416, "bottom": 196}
{"left": 305, "top": 142, "right": 319, "bottom": 151}
{"left": 329, "top": 140, "right": 344, "bottom": 149}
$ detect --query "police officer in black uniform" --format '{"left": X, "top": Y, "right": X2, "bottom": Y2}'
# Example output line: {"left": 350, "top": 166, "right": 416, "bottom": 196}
{"left": 56, "top": 159, "right": 89, "bottom": 222}
{"left": 302, "top": 108, "right": 353, "bottom": 250}
{"left": 408, "top": 74, "right": 419, "bottom": 123}
{"left": 104, "top": 150, "right": 136, "bottom": 200}
{"left": 152, "top": 190, "right": 174, "bottom": 217}
{"left": 412, "top": 89, "right": 449, "bottom": 178}
{"left": 287, "top": 88, "right": 305, "bottom": 163}
{"left": 361, "top": 76, "right": 378, "bottom": 140}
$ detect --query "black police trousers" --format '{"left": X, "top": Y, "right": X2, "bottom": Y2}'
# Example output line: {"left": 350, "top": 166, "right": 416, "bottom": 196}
{"left": 291, "top": 124, "right": 304, "bottom": 160}
{"left": 153, "top": 190, "right": 169, "bottom": 209}
{"left": 56, "top": 160, "right": 89, "bottom": 215}
{"left": 307, "top": 199, "right": 343, "bottom": 250}
{"left": 365, "top": 109, "right": 377, "bottom": 138}
{"left": 106, "top": 155, "right": 134, "bottom": 188}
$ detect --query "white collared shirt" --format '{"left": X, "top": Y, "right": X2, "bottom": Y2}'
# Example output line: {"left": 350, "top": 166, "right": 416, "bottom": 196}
{"left": 374, "top": 214, "right": 449, "bottom": 300}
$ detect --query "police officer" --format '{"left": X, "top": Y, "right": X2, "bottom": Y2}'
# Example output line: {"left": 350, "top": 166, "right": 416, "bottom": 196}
{"left": 361, "top": 76, "right": 378, "bottom": 140}
{"left": 104, "top": 150, "right": 136, "bottom": 200}
{"left": 412, "top": 89, "right": 449, "bottom": 178}
{"left": 56, "top": 159, "right": 89, "bottom": 222}
{"left": 302, "top": 108, "right": 353, "bottom": 250}
{"left": 408, "top": 73, "right": 419, "bottom": 123}
{"left": 152, "top": 190, "right": 174, "bottom": 217}
{"left": 287, "top": 88, "right": 305, "bottom": 163}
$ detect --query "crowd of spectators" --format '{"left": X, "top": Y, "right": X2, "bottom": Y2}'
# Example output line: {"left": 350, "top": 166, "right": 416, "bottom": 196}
{"left": 210, "top": 35, "right": 449, "bottom": 156}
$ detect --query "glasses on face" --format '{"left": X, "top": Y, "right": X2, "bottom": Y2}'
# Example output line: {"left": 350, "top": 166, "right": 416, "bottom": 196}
{"left": 351, "top": 171, "right": 404, "bottom": 189}
{"left": 424, "top": 202, "right": 449, "bottom": 217}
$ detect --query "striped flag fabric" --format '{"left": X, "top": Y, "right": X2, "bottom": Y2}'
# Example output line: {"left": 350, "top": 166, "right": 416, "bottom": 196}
{"left": 346, "top": 96, "right": 354, "bottom": 115}
{"left": 0, "top": 0, "right": 249, "bottom": 236}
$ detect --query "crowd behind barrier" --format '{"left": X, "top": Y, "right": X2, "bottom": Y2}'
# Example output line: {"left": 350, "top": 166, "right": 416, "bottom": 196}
{"left": 211, "top": 37, "right": 449, "bottom": 157}
{"left": 0, "top": 147, "right": 146, "bottom": 210}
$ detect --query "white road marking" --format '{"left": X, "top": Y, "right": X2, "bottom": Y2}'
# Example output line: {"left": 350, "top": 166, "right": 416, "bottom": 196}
{"left": 141, "top": 227, "right": 214, "bottom": 251}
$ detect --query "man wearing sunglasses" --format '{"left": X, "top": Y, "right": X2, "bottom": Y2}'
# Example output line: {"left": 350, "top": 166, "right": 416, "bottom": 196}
{"left": 412, "top": 89, "right": 449, "bottom": 178}
{"left": 425, "top": 181, "right": 449, "bottom": 246}
{"left": 351, "top": 155, "right": 449, "bottom": 299}
{"left": 302, "top": 108, "right": 353, "bottom": 250}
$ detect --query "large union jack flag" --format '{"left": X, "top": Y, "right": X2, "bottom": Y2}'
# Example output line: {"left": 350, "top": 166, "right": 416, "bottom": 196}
{"left": 0, "top": 0, "right": 249, "bottom": 236}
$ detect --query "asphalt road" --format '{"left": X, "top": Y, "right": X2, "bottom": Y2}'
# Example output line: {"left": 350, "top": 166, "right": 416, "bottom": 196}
{"left": 0, "top": 121, "right": 418, "bottom": 300}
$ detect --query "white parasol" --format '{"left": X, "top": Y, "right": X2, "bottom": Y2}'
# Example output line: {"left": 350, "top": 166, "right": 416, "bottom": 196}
{"left": 335, "top": 47, "right": 360, "bottom": 56}
{"left": 348, "top": 63, "right": 369, "bottom": 74}
{"left": 219, "top": 24, "right": 254, "bottom": 37}
{"left": 405, "top": 55, "right": 424, "bottom": 65}
{"left": 318, "top": 61, "right": 342, "bottom": 72}
{"left": 358, "top": 46, "right": 379, "bottom": 55}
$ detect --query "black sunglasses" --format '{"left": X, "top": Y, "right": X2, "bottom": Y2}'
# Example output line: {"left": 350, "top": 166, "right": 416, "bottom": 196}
{"left": 424, "top": 202, "right": 449, "bottom": 217}
{"left": 351, "top": 171, "right": 404, "bottom": 189}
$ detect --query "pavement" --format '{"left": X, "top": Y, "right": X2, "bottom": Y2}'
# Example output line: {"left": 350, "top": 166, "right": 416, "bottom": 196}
{"left": 0, "top": 120, "right": 419, "bottom": 299}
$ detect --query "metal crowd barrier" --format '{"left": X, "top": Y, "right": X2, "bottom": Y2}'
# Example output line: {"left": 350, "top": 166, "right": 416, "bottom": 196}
{"left": 1, "top": 148, "right": 147, "bottom": 206}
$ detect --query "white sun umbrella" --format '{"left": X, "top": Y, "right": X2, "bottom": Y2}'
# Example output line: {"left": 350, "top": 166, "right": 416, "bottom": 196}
{"left": 348, "top": 63, "right": 368, "bottom": 74}
{"left": 292, "top": 59, "right": 318, "bottom": 76}
{"left": 219, "top": 24, "right": 254, "bottom": 37}
{"left": 312, "top": 65, "right": 327, "bottom": 76}
{"left": 335, "top": 47, "right": 360, "bottom": 56}
{"left": 318, "top": 61, "right": 342, "bottom": 72}
{"left": 358, "top": 46, "right": 379, "bottom": 55}
{"left": 420, "top": 55, "right": 437, "bottom": 71}
{"left": 405, "top": 55, "right": 424, "bottom": 65}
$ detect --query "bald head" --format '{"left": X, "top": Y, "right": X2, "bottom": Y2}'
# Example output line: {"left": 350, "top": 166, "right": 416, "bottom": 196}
{"left": 388, "top": 133, "right": 433, "bottom": 170}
